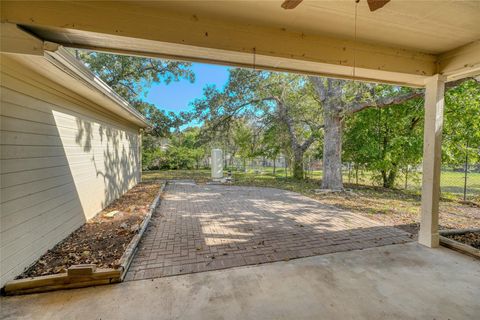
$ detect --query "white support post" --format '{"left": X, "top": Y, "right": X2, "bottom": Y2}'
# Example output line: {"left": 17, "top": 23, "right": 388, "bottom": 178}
{"left": 419, "top": 74, "right": 445, "bottom": 248}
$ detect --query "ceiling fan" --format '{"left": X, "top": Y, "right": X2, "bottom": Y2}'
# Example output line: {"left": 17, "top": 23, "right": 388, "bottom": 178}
{"left": 281, "top": 0, "right": 391, "bottom": 12}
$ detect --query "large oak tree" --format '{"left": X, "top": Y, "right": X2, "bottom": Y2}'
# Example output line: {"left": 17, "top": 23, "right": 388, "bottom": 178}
{"left": 309, "top": 76, "right": 479, "bottom": 190}
{"left": 190, "top": 69, "right": 322, "bottom": 179}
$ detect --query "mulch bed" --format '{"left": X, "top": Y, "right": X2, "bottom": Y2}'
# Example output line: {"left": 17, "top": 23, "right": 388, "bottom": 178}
{"left": 444, "top": 231, "right": 480, "bottom": 249}
{"left": 16, "top": 181, "right": 161, "bottom": 279}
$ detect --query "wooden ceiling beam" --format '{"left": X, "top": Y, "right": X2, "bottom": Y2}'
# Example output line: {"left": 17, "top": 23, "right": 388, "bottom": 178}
{"left": 438, "top": 40, "right": 480, "bottom": 82}
{"left": 1, "top": 1, "right": 440, "bottom": 86}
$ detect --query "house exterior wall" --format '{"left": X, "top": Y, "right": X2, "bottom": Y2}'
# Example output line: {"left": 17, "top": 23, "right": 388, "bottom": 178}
{"left": 0, "top": 55, "right": 142, "bottom": 287}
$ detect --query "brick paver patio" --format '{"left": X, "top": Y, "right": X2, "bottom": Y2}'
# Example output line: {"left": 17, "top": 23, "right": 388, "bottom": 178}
{"left": 126, "top": 180, "right": 412, "bottom": 281}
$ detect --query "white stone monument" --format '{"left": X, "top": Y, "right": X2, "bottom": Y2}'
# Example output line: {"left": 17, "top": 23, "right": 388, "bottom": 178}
{"left": 211, "top": 149, "right": 224, "bottom": 180}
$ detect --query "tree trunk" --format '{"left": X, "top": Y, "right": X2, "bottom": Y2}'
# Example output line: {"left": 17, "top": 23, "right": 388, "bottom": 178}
{"left": 273, "top": 156, "right": 276, "bottom": 175}
{"left": 347, "top": 162, "right": 352, "bottom": 183}
{"left": 322, "top": 111, "right": 343, "bottom": 189}
{"left": 292, "top": 149, "right": 304, "bottom": 179}
{"left": 404, "top": 166, "right": 408, "bottom": 189}
{"left": 355, "top": 165, "right": 359, "bottom": 185}
{"left": 382, "top": 168, "right": 397, "bottom": 188}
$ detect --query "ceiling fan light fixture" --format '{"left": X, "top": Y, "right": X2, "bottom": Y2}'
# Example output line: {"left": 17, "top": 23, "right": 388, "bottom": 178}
{"left": 281, "top": 0, "right": 303, "bottom": 10}
{"left": 366, "top": 0, "right": 391, "bottom": 12}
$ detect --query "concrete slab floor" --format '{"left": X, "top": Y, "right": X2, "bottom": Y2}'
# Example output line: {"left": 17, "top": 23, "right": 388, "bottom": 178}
{"left": 1, "top": 243, "right": 479, "bottom": 320}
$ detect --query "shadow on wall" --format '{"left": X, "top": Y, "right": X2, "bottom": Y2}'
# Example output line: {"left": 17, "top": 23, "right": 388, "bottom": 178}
{"left": 0, "top": 69, "right": 140, "bottom": 287}
{"left": 73, "top": 116, "right": 140, "bottom": 213}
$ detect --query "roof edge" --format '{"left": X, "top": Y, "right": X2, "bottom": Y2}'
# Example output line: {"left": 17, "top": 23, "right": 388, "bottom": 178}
{"left": 43, "top": 42, "right": 149, "bottom": 128}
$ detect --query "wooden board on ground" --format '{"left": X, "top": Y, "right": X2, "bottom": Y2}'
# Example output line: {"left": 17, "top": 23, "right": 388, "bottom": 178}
{"left": 3, "top": 268, "right": 122, "bottom": 295}
{"left": 439, "top": 228, "right": 480, "bottom": 259}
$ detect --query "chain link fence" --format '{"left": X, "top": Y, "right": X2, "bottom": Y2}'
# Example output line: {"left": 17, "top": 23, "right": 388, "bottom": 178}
{"left": 226, "top": 154, "right": 479, "bottom": 203}
{"left": 439, "top": 164, "right": 480, "bottom": 202}
{"left": 342, "top": 162, "right": 479, "bottom": 203}
{"left": 340, "top": 140, "right": 480, "bottom": 202}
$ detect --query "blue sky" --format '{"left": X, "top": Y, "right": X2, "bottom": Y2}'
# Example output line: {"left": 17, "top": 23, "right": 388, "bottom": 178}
{"left": 144, "top": 62, "right": 230, "bottom": 114}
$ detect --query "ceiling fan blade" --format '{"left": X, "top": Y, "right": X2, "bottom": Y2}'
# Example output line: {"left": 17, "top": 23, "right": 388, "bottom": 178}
{"left": 281, "top": 0, "right": 303, "bottom": 10}
{"left": 367, "top": 0, "right": 391, "bottom": 11}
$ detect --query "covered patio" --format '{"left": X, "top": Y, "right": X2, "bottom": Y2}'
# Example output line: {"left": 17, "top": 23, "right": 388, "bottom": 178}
{"left": 1, "top": 1, "right": 479, "bottom": 318}
{"left": 2, "top": 0, "right": 479, "bottom": 249}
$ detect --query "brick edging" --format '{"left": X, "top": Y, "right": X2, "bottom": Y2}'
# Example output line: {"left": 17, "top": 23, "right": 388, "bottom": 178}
{"left": 119, "top": 181, "right": 166, "bottom": 280}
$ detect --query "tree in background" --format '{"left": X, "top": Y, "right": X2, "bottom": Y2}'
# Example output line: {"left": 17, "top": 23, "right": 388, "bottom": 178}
{"left": 190, "top": 69, "right": 323, "bottom": 179}
{"left": 343, "top": 96, "right": 424, "bottom": 188}
{"left": 143, "top": 128, "right": 207, "bottom": 170}
{"left": 309, "top": 76, "right": 478, "bottom": 190}
{"left": 309, "top": 77, "right": 424, "bottom": 189}
{"left": 259, "top": 123, "right": 290, "bottom": 175}
{"left": 78, "top": 52, "right": 194, "bottom": 102}
{"left": 76, "top": 51, "right": 194, "bottom": 136}
{"left": 181, "top": 127, "right": 207, "bottom": 170}
{"left": 232, "top": 119, "right": 257, "bottom": 171}
{"left": 75, "top": 50, "right": 196, "bottom": 170}
{"left": 442, "top": 79, "right": 480, "bottom": 167}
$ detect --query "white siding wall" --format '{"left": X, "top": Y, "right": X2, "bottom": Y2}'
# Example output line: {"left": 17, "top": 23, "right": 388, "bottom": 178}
{"left": 0, "top": 56, "right": 142, "bottom": 287}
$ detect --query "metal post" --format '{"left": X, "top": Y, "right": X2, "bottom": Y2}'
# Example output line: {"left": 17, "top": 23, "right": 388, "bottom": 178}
{"left": 463, "top": 140, "right": 469, "bottom": 201}
{"left": 405, "top": 165, "right": 408, "bottom": 190}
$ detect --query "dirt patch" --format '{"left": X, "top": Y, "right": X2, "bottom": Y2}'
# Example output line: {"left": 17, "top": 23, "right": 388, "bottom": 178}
{"left": 16, "top": 181, "right": 162, "bottom": 279}
{"left": 445, "top": 231, "right": 480, "bottom": 249}
{"left": 310, "top": 186, "right": 480, "bottom": 238}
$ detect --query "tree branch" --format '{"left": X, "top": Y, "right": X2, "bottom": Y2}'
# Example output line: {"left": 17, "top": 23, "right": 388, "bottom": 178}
{"left": 308, "top": 76, "right": 327, "bottom": 102}
{"left": 276, "top": 100, "right": 299, "bottom": 149}
{"left": 347, "top": 76, "right": 479, "bottom": 115}
{"left": 348, "top": 90, "right": 423, "bottom": 114}
{"left": 300, "top": 133, "right": 317, "bottom": 151}
{"left": 201, "top": 96, "right": 278, "bottom": 135}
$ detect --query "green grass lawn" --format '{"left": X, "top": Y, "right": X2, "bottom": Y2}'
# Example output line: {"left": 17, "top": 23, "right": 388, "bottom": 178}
{"left": 143, "top": 168, "right": 480, "bottom": 199}
{"left": 143, "top": 169, "right": 479, "bottom": 233}
{"left": 143, "top": 169, "right": 212, "bottom": 183}
{"left": 221, "top": 167, "right": 480, "bottom": 199}
{"left": 439, "top": 171, "right": 480, "bottom": 196}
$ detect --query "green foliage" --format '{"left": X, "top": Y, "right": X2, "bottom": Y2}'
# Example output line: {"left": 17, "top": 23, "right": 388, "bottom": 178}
{"left": 190, "top": 69, "right": 323, "bottom": 179}
{"left": 233, "top": 120, "right": 255, "bottom": 163}
{"left": 443, "top": 79, "right": 480, "bottom": 165}
{"left": 259, "top": 124, "right": 286, "bottom": 161}
{"left": 76, "top": 50, "right": 194, "bottom": 137}
{"left": 343, "top": 92, "right": 424, "bottom": 188}
{"left": 77, "top": 51, "right": 194, "bottom": 103}
{"left": 75, "top": 48, "right": 479, "bottom": 190}
{"left": 343, "top": 79, "right": 480, "bottom": 188}
{"left": 142, "top": 148, "right": 164, "bottom": 171}
{"left": 143, "top": 128, "right": 207, "bottom": 170}
{"left": 133, "top": 100, "right": 180, "bottom": 136}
